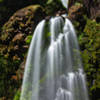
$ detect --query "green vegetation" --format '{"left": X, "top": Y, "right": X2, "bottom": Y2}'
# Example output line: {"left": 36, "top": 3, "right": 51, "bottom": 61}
{"left": 0, "top": 54, "right": 21, "bottom": 99}
{"left": 13, "top": 90, "right": 21, "bottom": 100}
{"left": 78, "top": 19, "right": 100, "bottom": 100}
{"left": 25, "top": 35, "right": 33, "bottom": 44}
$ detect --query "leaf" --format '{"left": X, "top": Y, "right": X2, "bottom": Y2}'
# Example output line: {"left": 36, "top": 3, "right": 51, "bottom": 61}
{"left": 25, "top": 35, "right": 32, "bottom": 44}
{"left": 46, "top": 32, "right": 51, "bottom": 37}
{"left": 46, "top": 0, "right": 53, "bottom": 4}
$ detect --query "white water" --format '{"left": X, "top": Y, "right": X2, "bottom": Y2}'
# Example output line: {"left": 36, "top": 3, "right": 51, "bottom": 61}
{"left": 61, "top": 0, "right": 69, "bottom": 9}
{"left": 20, "top": 16, "right": 89, "bottom": 100}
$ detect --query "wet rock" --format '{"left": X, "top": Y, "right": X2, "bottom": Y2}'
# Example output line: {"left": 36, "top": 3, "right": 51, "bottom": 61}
{"left": 45, "top": 16, "right": 51, "bottom": 21}
{"left": 68, "top": 4, "right": 84, "bottom": 21}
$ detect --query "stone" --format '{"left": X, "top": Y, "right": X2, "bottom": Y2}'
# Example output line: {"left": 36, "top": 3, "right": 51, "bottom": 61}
{"left": 0, "top": 5, "right": 45, "bottom": 99}
{"left": 0, "top": 4, "right": 45, "bottom": 58}
{"left": 68, "top": 3, "right": 84, "bottom": 21}
{"left": 0, "top": 5, "right": 45, "bottom": 44}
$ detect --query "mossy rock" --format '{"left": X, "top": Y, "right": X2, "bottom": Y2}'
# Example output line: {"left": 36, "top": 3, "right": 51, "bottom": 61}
{"left": 0, "top": 5, "right": 45, "bottom": 43}
{"left": 68, "top": 3, "right": 84, "bottom": 21}
{"left": 0, "top": 4, "right": 45, "bottom": 60}
{"left": 0, "top": 5, "right": 45, "bottom": 100}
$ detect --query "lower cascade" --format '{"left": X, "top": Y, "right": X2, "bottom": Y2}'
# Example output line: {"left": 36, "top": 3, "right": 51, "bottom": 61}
{"left": 20, "top": 16, "right": 89, "bottom": 100}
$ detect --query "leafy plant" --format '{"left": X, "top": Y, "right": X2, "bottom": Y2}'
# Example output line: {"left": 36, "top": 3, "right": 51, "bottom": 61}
{"left": 25, "top": 35, "right": 33, "bottom": 44}
{"left": 78, "top": 18, "right": 100, "bottom": 100}
{"left": 13, "top": 90, "right": 20, "bottom": 100}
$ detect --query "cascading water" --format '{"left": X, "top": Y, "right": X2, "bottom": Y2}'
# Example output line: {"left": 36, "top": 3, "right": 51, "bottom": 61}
{"left": 61, "top": 0, "right": 69, "bottom": 9}
{"left": 20, "top": 1, "right": 89, "bottom": 100}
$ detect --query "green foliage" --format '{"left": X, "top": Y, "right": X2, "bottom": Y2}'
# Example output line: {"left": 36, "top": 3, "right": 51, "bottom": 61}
{"left": 46, "top": 0, "right": 61, "bottom": 5}
{"left": 13, "top": 90, "right": 20, "bottom": 100}
{"left": 78, "top": 19, "right": 100, "bottom": 100}
{"left": 45, "top": 0, "right": 65, "bottom": 15}
{"left": 25, "top": 35, "right": 33, "bottom": 44}
{"left": 75, "top": 2, "right": 82, "bottom": 6}
{"left": 46, "top": 0, "right": 53, "bottom": 4}
{"left": 0, "top": 54, "right": 21, "bottom": 99}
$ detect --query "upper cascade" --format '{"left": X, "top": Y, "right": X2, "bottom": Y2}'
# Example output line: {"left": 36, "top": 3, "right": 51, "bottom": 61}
{"left": 61, "top": 0, "right": 69, "bottom": 9}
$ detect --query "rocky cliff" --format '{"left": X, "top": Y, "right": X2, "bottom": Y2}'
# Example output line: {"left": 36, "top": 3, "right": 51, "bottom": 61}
{"left": 0, "top": 5, "right": 45, "bottom": 100}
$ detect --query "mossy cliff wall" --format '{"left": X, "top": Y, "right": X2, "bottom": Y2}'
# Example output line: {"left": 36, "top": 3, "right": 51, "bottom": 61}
{"left": 0, "top": 5, "right": 45, "bottom": 100}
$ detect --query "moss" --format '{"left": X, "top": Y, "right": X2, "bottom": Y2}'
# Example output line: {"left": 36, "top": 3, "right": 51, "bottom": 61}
{"left": 25, "top": 35, "right": 33, "bottom": 44}
{"left": 0, "top": 54, "right": 21, "bottom": 99}
{"left": 13, "top": 90, "right": 21, "bottom": 100}
{"left": 0, "top": 5, "right": 45, "bottom": 44}
{"left": 78, "top": 19, "right": 100, "bottom": 100}
{"left": 0, "top": 5, "right": 45, "bottom": 100}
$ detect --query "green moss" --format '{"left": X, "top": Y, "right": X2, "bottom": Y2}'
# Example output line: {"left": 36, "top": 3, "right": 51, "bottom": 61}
{"left": 25, "top": 35, "right": 33, "bottom": 44}
{"left": 78, "top": 19, "right": 100, "bottom": 100}
{"left": 13, "top": 90, "right": 20, "bottom": 100}
{"left": 0, "top": 54, "right": 21, "bottom": 99}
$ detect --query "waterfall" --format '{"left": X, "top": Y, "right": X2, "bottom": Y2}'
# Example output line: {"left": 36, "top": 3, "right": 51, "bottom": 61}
{"left": 20, "top": 15, "right": 89, "bottom": 100}
{"left": 61, "top": 0, "right": 69, "bottom": 9}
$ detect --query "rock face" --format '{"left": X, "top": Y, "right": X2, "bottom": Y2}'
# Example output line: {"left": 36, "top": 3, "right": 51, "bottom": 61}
{"left": 68, "top": 3, "right": 84, "bottom": 21}
{"left": 0, "top": 4, "right": 45, "bottom": 61}
{"left": 0, "top": 5, "right": 45, "bottom": 100}
{"left": 83, "top": 0, "right": 100, "bottom": 19}
{"left": 68, "top": 0, "right": 100, "bottom": 20}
